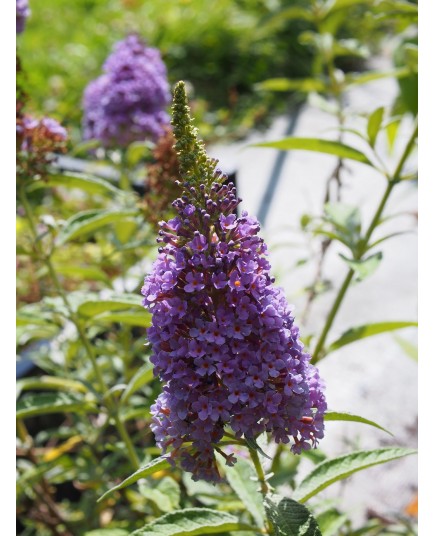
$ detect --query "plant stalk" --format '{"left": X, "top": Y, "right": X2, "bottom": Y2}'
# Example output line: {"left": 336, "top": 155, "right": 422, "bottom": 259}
{"left": 19, "top": 185, "right": 140, "bottom": 470}
{"left": 311, "top": 119, "right": 418, "bottom": 363}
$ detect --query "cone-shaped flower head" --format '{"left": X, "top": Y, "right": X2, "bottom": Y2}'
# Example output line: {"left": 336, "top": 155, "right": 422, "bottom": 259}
{"left": 17, "top": 0, "right": 30, "bottom": 34}
{"left": 82, "top": 34, "right": 171, "bottom": 148}
{"left": 142, "top": 82, "right": 326, "bottom": 482}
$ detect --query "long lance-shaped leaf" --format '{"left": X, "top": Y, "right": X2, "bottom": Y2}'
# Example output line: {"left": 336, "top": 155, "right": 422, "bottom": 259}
{"left": 130, "top": 508, "right": 258, "bottom": 536}
{"left": 97, "top": 456, "right": 171, "bottom": 502}
{"left": 327, "top": 321, "right": 418, "bottom": 353}
{"left": 16, "top": 392, "right": 96, "bottom": 419}
{"left": 292, "top": 447, "right": 417, "bottom": 503}
{"left": 264, "top": 494, "right": 322, "bottom": 536}
{"left": 77, "top": 293, "right": 144, "bottom": 318}
{"left": 120, "top": 362, "right": 154, "bottom": 406}
{"left": 253, "top": 138, "right": 372, "bottom": 166}
{"left": 27, "top": 172, "right": 121, "bottom": 196}
{"left": 56, "top": 209, "right": 139, "bottom": 245}
{"left": 324, "top": 411, "right": 392, "bottom": 436}
{"left": 16, "top": 376, "right": 89, "bottom": 399}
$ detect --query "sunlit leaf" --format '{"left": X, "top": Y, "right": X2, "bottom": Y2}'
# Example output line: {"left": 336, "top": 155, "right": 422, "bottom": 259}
{"left": 292, "top": 448, "right": 417, "bottom": 503}
{"left": 77, "top": 293, "right": 143, "bottom": 317}
{"left": 324, "top": 411, "right": 392, "bottom": 435}
{"left": 97, "top": 457, "right": 172, "bottom": 502}
{"left": 254, "top": 137, "right": 372, "bottom": 166}
{"left": 327, "top": 321, "right": 417, "bottom": 352}
{"left": 339, "top": 252, "right": 382, "bottom": 281}
{"left": 367, "top": 107, "right": 385, "bottom": 147}
{"left": 394, "top": 334, "right": 418, "bottom": 361}
{"left": 56, "top": 209, "right": 139, "bottom": 245}
{"left": 16, "top": 393, "right": 96, "bottom": 419}
{"left": 130, "top": 508, "right": 257, "bottom": 536}
{"left": 28, "top": 172, "right": 121, "bottom": 196}
{"left": 16, "top": 376, "right": 89, "bottom": 399}
{"left": 255, "top": 78, "right": 327, "bottom": 93}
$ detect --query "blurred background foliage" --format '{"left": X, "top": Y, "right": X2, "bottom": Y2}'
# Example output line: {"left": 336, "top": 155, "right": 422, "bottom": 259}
{"left": 18, "top": 0, "right": 406, "bottom": 142}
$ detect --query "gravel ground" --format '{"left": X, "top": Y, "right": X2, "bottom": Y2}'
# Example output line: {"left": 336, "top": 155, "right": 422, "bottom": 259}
{"left": 209, "top": 68, "right": 418, "bottom": 526}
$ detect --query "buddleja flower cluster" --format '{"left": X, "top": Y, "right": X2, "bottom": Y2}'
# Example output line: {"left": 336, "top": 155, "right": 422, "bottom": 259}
{"left": 142, "top": 82, "right": 326, "bottom": 482}
{"left": 82, "top": 34, "right": 171, "bottom": 148}
{"left": 17, "top": 0, "right": 30, "bottom": 34}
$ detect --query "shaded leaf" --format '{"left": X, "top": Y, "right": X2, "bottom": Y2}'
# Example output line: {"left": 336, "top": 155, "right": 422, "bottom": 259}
{"left": 54, "top": 264, "right": 111, "bottom": 284}
{"left": 264, "top": 494, "right": 322, "bottom": 535}
{"left": 138, "top": 476, "right": 181, "bottom": 513}
{"left": 253, "top": 138, "right": 372, "bottom": 166}
{"left": 339, "top": 252, "right": 382, "bottom": 282}
{"left": 120, "top": 362, "right": 154, "bottom": 405}
{"left": 316, "top": 508, "right": 347, "bottom": 536}
{"left": 217, "top": 455, "right": 265, "bottom": 527}
{"left": 97, "top": 457, "right": 172, "bottom": 502}
{"left": 130, "top": 508, "right": 256, "bottom": 536}
{"left": 327, "top": 321, "right": 417, "bottom": 352}
{"left": 244, "top": 435, "right": 271, "bottom": 460}
{"left": 324, "top": 411, "right": 392, "bottom": 436}
{"left": 16, "top": 393, "right": 96, "bottom": 419}
{"left": 16, "top": 376, "right": 89, "bottom": 399}
{"left": 292, "top": 448, "right": 417, "bottom": 503}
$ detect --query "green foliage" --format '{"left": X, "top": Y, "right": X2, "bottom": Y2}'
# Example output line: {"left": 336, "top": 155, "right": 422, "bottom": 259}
{"left": 292, "top": 448, "right": 417, "bottom": 503}
{"left": 264, "top": 495, "right": 322, "bottom": 536}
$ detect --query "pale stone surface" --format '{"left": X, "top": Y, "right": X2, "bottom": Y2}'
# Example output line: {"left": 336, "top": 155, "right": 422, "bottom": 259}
{"left": 209, "top": 71, "right": 418, "bottom": 525}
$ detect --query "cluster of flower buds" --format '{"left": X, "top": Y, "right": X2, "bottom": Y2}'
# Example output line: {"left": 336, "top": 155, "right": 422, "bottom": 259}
{"left": 142, "top": 82, "right": 326, "bottom": 482}
{"left": 82, "top": 34, "right": 171, "bottom": 148}
{"left": 16, "top": 0, "right": 30, "bottom": 34}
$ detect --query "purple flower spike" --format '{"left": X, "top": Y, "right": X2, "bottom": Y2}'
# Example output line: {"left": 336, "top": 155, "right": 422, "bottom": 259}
{"left": 141, "top": 82, "right": 327, "bottom": 483}
{"left": 17, "top": 0, "right": 30, "bottom": 34}
{"left": 82, "top": 34, "right": 170, "bottom": 148}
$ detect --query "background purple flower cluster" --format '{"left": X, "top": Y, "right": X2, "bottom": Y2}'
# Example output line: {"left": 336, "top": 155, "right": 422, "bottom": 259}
{"left": 142, "top": 177, "right": 327, "bottom": 482}
{"left": 82, "top": 35, "right": 171, "bottom": 148}
{"left": 17, "top": 0, "right": 30, "bottom": 34}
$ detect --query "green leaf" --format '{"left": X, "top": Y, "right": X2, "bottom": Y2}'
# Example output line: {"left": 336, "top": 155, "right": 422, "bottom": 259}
{"left": 16, "top": 376, "right": 89, "bottom": 399}
{"left": 244, "top": 436, "right": 271, "bottom": 460}
{"left": 130, "top": 508, "right": 256, "bottom": 536}
{"left": 126, "top": 141, "right": 154, "bottom": 166}
{"left": 28, "top": 172, "right": 120, "bottom": 196}
{"left": 367, "top": 107, "right": 385, "bottom": 147}
{"left": 16, "top": 393, "right": 96, "bottom": 419}
{"left": 97, "top": 457, "right": 172, "bottom": 502}
{"left": 77, "top": 293, "right": 144, "bottom": 317}
{"left": 316, "top": 508, "right": 347, "bottom": 536}
{"left": 324, "top": 411, "right": 392, "bottom": 436}
{"left": 53, "top": 264, "right": 111, "bottom": 284}
{"left": 394, "top": 334, "right": 418, "bottom": 362}
{"left": 385, "top": 118, "right": 401, "bottom": 152}
{"left": 91, "top": 311, "right": 152, "bottom": 328}
{"left": 120, "top": 362, "right": 154, "bottom": 405}
{"left": 253, "top": 138, "right": 372, "bottom": 166}
{"left": 339, "top": 252, "right": 382, "bottom": 282}
{"left": 324, "top": 203, "right": 361, "bottom": 236}
{"left": 327, "top": 321, "right": 417, "bottom": 353}
{"left": 292, "top": 447, "right": 417, "bottom": 503}
{"left": 345, "top": 67, "right": 410, "bottom": 87}
{"left": 84, "top": 530, "right": 129, "bottom": 536}
{"left": 56, "top": 209, "right": 138, "bottom": 245}
{"left": 264, "top": 494, "right": 322, "bottom": 535}
{"left": 255, "top": 78, "right": 327, "bottom": 93}
{"left": 217, "top": 456, "right": 265, "bottom": 527}
{"left": 138, "top": 476, "right": 181, "bottom": 513}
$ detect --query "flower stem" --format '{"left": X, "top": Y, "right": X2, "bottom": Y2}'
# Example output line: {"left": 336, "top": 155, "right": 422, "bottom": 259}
{"left": 311, "top": 119, "right": 418, "bottom": 363}
{"left": 19, "top": 185, "right": 140, "bottom": 470}
{"left": 248, "top": 447, "right": 274, "bottom": 534}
